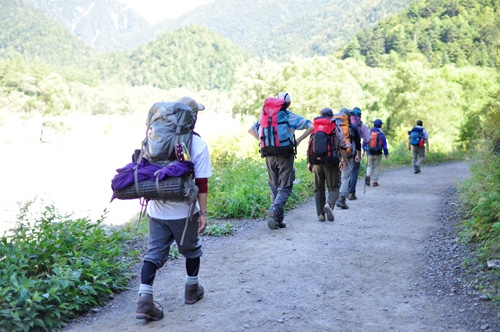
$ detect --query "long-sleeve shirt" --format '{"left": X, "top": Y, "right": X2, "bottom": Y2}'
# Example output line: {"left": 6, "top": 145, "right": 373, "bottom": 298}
{"left": 367, "top": 127, "right": 389, "bottom": 156}
{"left": 356, "top": 122, "right": 371, "bottom": 151}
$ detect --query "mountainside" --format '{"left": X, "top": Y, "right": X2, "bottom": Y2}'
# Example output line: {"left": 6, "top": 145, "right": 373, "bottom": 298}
{"left": 0, "top": 0, "right": 94, "bottom": 67}
{"left": 342, "top": 0, "right": 500, "bottom": 68}
{"left": 22, "top": 0, "right": 156, "bottom": 50}
{"left": 99, "top": 25, "right": 247, "bottom": 91}
{"left": 17, "top": 0, "right": 416, "bottom": 59}
{"left": 248, "top": 0, "right": 413, "bottom": 59}
{"left": 172, "top": 0, "right": 331, "bottom": 49}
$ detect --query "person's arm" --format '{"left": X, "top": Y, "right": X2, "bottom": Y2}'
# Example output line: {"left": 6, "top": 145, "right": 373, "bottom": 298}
{"left": 353, "top": 125, "right": 361, "bottom": 162}
{"left": 339, "top": 148, "right": 348, "bottom": 170}
{"left": 248, "top": 126, "right": 259, "bottom": 140}
{"left": 296, "top": 123, "right": 314, "bottom": 147}
{"left": 408, "top": 138, "right": 411, "bottom": 151}
{"left": 382, "top": 132, "right": 389, "bottom": 159}
{"left": 196, "top": 192, "right": 208, "bottom": 234}
{"left": 425, "top": 138, "right": 429, "bottom": 152}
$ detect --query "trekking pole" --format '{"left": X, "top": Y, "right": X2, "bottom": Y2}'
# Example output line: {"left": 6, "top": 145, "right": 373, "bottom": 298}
{"left": 364, "top": 120, "right": 372, "bottom": 195}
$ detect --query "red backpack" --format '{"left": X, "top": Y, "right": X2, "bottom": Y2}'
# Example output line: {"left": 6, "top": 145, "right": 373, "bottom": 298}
{"left": 368, "top": 129, "right": 383, "bottom": 153}
{"left": 259, "top": 98, "right": 295, "bottom": 157}
{"left": 307, "top": 117, "right": 338, "bottom": 165}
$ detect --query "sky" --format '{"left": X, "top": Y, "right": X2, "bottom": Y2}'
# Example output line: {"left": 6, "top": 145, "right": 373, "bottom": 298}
{"left": 117, "top": 0, "right": 216, "bottom": 23}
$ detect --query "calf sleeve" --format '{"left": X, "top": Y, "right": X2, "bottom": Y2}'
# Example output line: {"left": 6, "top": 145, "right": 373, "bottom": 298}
{"left": 186, "top": 257, "right": 200, "bottom": 276}
{"left": 141, "top": 261, "right": 157, "bottom": 286}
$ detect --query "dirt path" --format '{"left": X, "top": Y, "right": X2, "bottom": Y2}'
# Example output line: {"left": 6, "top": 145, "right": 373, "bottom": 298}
{"left": 63, "top": 161, "right": 484, "bottom": 332}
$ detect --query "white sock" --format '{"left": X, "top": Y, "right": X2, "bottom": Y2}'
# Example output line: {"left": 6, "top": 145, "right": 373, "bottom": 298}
{"left": 138, "top": 284, "right": 153, "bottom": 296}
{"left": 186, "top": 275, "right": 199, "bottom": 285}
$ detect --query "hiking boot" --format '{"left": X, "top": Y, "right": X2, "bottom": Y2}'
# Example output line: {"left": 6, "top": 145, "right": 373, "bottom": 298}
{"left": 136, "top": 296, "right": 164, "bottom": 321}
{"left": 267, "top": 207, "right": 277, "bottom": 230}
{"left": 348, "top": 193, "right": 357, "bottom": 200}
{"left": 318, "top": 214, "right": 325, "bottom": 222}
{"left": 324, "top": 204, "right": 335, "bottom": 222}
{"left": 277, "top": 221, "right": 286, "bottom": 228}
{"left": 185, "top": 284, "right": 204, "bottom": 305}
{"left": 372, "top": 182, "right": 379, "bottom": 187}
{"left": 415, "top": 165, "right": 421, "bottom": 174}
{"left": 365, "top": 175, "right": 371, "bottom": 186}
{"left": 336, "top": 196, "right": 349, "bottom": 210}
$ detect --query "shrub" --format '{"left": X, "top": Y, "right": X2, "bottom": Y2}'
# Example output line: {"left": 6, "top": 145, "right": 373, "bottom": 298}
{"left": 0, "top": 205, "right": 140, "bottom": 332}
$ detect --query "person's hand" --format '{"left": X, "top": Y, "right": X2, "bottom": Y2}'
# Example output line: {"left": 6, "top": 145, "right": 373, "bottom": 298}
{"left": 361, "top": 152, "right": 366, "bottom": 159}
{"left": 307, "top": 163, "right": 313, "bottom": 173}
{"left": 198, "top": 214, "right": 207, "bottom": 234}
{"left": 384, "top": 155, "right": 389, "bottom": 160}
{"left": 355, "top": 155, "right": 360, "bottom": 163}
{"left": 295, "top": 138, "right": 302, "bottom": 147}
{"left": 408, "top": 146, "right": 411, "bottom": 151}
{"left": 340, "top": 159, "right": 346, "bottom": 171}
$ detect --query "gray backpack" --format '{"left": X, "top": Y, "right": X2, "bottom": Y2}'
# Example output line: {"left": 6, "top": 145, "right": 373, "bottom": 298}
{"left": 141, "top": 102, "right": 196, "bottom": 166}
{"left": 119, "top": 101, "right": 199, "bottom": 206}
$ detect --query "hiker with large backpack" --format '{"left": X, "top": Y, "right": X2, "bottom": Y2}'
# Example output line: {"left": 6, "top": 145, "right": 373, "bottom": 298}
{"left": 131, "top": 96, "right": 212, "bottom": 321}
{"left": 307, "top": 108, "right": 348, "bottom": 222}
{"left": 365, "top": 119, "right": 389, "bottom": 187}
{"left": 347, "top": 107, "right": 370, "bottom": 200}
{"left": 248, "top": 92, "right": 314, "bottom": 230}
{"left": 408, "top": 120, "right": 429, "bottom": 174}
{"left": 334, "top": 108, "right": 361, "bottom": 210}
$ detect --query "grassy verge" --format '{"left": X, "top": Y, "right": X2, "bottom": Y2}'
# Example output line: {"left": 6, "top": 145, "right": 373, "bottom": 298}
{"left": 0, "top": 204, "right": 140, "bottom": 332}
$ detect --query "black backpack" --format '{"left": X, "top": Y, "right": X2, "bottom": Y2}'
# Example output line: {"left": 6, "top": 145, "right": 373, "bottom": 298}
{"left": 307, "top": 117, "right": 338, "bottom": 165}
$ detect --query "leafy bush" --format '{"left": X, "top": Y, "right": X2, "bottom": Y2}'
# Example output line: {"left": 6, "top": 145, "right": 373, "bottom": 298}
{"left": 0, "top": 205, "right": 140, "bottom": 332}
{"left": 459, "top": 102, "right": 500, "bottom": 260}
{"left": 208, "top": 136, "right": 315, "bottom": 220}
{"left": 204, "top": 222, "right": 235, "bottom": 237}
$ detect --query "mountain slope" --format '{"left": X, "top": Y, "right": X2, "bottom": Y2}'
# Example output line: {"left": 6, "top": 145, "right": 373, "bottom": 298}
{"left": 342, "top": 0, "right": 500, "bottom": 68}
{"left": 99, "top": 25, "right": 247, "bottom": 91}
{"left": 173, "top": 0, "right": 331, "bottom": 49}
{"left": 0, "top": 0, "right": 94, "bottom": 67}
{"left": 22, "top": 0, "right": 155, "bottom": 50}
{"left": 248, "top": 0, "right": 413, "bottom": 59}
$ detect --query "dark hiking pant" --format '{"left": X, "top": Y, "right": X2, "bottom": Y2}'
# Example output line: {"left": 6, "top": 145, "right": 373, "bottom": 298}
{"left": 265, "top": 154, "right": 295, "bottom": 221}
{"left": 313, "top": 163, "right": 341, "bottom": 216}
{"left": 349, "top": 159, "right": 361, "bottom": 194}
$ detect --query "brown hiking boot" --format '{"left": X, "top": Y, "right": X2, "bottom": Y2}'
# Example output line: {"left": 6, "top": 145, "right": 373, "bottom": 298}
{"left": 348, "top": 193, "right": 357, "bottom": 200}
{"left": 267, "top": 208, "right": 277, "bottom": 230}
{"left": 365, "top": 175, "right": 371, "bottom": 186}
{"left": 323, "top": 204, "right": 335, "bottom": 221}
{"left": 136, "top": 296, "right": 164, "bottom": 321}
{"left": 336, "top": 196, "right": 349, "bottom": 210}
{"left": 185, "top": 284, "right": 204, "bottom": 305}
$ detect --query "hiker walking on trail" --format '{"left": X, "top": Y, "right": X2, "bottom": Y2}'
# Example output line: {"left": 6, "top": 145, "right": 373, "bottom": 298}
{"left": 136, "top": 96, "right": 212, "bottom": 321}
{"left": 365, "top": 119, "right": 389, "bottom": 187}
{"left": 347, "top": 107, "right": 370, "bottom": 201}
{"left": 248, "top": 92, "right": 314, "bottom": 230}
{"left": 307, "top": 108, "right": 348, "bottom": 222}
{"left": 335, "top": 108, "right": 361, "bottom": 209}
{"left": 408, "top": 120, "right": 429, "bottom": 174}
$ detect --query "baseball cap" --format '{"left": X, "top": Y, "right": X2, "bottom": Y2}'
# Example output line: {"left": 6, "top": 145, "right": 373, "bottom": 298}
{"left": 320, "top": 108, "right": 334, "bottom": 117}
{"left": 177, "top": 96, "right": 205, "bottom": 112}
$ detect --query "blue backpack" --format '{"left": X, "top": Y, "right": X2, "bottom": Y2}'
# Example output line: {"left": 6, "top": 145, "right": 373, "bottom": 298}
{"left": 408, "top": 127, "right": 424, "bottom": 146}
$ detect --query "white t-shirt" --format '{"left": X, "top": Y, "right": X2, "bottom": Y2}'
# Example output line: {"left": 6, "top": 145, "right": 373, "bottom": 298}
{"left": 147, "top": 134, "right": 212, "bottom": 220}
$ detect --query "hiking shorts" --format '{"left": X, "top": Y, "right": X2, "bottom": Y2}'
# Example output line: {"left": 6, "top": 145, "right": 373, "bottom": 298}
{"left": 144, "top": 214, "right": 203, "bottom": 269}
